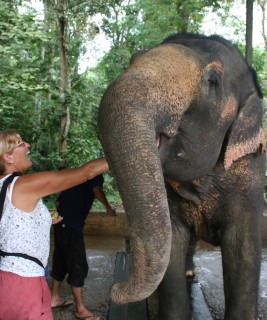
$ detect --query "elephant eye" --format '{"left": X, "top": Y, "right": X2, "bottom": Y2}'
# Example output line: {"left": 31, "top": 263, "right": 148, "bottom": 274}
{"left": 207, "top": 73, "right": 221, "bottom": 88}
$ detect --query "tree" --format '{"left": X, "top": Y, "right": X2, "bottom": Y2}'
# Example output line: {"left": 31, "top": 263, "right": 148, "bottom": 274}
{"left": 96, "top": 1, "right": 235, "bottom": 84}
{"left": 0, "top": 1, "right": 50, "bottom": 135}
{"left": 34, "top": 0, "right": 104, "bottom": 155}
{"left": 256, "top": 0, "right": 267, "bottom": 99}
{"left": 257, "top": 0, "right": 267, "bottom": 50}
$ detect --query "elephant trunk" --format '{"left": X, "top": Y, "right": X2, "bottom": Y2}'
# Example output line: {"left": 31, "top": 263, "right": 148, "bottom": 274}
{"left": 98, "top": 80, "right": 173, "bottom": 303}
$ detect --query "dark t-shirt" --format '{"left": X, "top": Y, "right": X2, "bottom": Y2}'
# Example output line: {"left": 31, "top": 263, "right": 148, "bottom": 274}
{"left": 57, "top": 175, "right": 104, "bottom": 232}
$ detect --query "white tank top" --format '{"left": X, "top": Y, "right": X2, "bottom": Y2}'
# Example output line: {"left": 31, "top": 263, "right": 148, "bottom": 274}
{"left": 0, "top": 175, "right": 52, "bottom": 276}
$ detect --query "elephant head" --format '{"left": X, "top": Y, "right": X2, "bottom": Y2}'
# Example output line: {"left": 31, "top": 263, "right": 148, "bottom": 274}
{"left": 98, "top": 34, "right": 264, "bottom": 304}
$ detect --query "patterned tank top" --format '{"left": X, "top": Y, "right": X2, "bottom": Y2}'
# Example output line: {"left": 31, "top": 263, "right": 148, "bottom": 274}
{"left": 0, "top": 175, "right": 52, "bottom": 276}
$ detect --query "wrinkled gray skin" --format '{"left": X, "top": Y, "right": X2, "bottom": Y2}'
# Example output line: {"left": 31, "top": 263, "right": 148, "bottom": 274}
{"left": 98, "top": 34, "right": 266, "bottom": 320}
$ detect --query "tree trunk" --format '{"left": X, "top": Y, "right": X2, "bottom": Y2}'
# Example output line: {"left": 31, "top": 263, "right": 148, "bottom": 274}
{"left": 246, "top": 0, "right": 253, "bottom": 66}
{"left": 257, "top": 0, "right": 267, "bottom": 89}
{"left": 257, "top": 0, "right": 267, "bottom": 49}
{"left": 57, "top": 0, "right": 70, "bottom": 152}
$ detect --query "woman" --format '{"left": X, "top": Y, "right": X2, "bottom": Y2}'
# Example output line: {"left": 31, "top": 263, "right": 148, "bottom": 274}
{"left": 0, "top": 129, "right": 105, "bottom": 320}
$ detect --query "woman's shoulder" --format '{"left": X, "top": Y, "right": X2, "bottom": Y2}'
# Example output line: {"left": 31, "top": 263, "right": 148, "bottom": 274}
{"left": 0, "top": 174, "right": 11, "bottom": 180}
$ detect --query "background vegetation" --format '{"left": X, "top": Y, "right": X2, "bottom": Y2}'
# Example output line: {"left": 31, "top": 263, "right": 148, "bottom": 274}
{"left": 1, "top": 0, "right": 266, "bottom": 209}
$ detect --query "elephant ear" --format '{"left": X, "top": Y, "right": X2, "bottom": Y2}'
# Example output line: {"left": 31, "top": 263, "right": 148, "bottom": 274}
{"left": 224, "top": 93, "right": 266, "bottom": 170}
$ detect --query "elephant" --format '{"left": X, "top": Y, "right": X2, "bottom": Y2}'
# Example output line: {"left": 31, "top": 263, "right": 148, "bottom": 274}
{"left": 98, "top": 33, "right": 266, "bottom": 320}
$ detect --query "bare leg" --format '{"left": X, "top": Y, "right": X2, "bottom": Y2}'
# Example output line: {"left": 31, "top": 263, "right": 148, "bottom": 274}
{"left": 71, "top": 286, "right": 99, "bottom": 320}
{"left": 51, "top": 279, "right": 73, "bottom": 307}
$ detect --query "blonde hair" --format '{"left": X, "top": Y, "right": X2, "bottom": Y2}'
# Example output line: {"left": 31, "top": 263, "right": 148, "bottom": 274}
{"left": 0, "top": 129, "right": 21, "bottom": 174}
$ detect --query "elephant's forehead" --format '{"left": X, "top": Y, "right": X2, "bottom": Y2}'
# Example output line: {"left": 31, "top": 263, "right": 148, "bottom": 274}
{"left": 127, "top": 44, "right": 202, "bottom": 111}
{"left": 129, "top": 44, "right": 201, "bottom": 84}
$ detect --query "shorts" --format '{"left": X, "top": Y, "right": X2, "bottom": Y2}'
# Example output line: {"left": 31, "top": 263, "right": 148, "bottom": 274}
{"left": 0, "top": 270, "right": 53, "bottom": 320}
{"left": 51, "top": 222, "right": 88, "bottom": 287}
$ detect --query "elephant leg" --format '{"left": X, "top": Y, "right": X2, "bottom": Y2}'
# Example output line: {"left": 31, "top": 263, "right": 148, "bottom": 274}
{"left": 158, "top": 218, "right": 191, "bottom": 320}
{"left": 220, "top": 209, "right": 262, "bottom": 320}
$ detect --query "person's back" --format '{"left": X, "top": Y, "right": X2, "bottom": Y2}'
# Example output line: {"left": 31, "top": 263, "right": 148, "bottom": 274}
{"left": 57, "top": 175, "right": 104, "bottom": 231}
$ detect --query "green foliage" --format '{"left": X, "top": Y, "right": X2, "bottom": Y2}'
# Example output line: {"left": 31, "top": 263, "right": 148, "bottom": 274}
{"left": 62, "top": 71, "right": 107, "bottom": 166}
{"left": 0, "top": 0, "right": 109, "bottom": 167}
{"left": 252, "top": 47, "right": 267, "bottom": 97}
{"left": 91, "top": 171, "right": 122, "bottom": 210}
{"left": 98, "top": 45, "right": 131, "bottom": 84}
{"left": 0, "top": 1, "right": 50, "bottom": 115}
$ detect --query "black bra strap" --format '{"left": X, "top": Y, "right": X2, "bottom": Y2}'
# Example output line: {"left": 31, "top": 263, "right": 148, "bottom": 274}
{"left": 0, "top": 172, "right": 21, "bottom": 220}
{"left": 0, "top": 250, "right": 44, "bottom": 268}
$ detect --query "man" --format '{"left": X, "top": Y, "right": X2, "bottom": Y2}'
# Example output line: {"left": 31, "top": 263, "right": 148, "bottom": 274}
{"left": 50, "top": 174, "right": 115, "bottom": 320}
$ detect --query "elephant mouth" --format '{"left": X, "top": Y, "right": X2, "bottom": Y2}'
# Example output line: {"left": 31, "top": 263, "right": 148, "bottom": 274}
{"left": 156, "top": 136, "right": 160, "bottom": 148}
{"left": 165, "top": 176, "right": 201, "bottom": 205}
{"left": 157, "top": 132, "right": 176, "bottom": 145}
{"left": 157, "top": 132, "right": 187, "bottom": 158}
{"left": 156, "top": 133, "right": 169, "bottom": 148}
{"left": 157, "top": 135, "right": 201, "bottom": 204}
